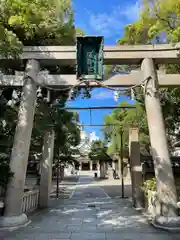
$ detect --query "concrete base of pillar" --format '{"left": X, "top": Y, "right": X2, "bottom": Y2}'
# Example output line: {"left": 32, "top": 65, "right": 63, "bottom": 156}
{"left": 151, "top": 216, "right": 180, "bottom": 232}
{"left": 0, "top": 213, "right": 30, "bottom": 230}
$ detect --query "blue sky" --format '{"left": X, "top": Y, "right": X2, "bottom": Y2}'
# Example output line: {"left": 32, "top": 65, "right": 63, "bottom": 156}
{"left": 67, "top": 0, "right": 140, "bottom": 139}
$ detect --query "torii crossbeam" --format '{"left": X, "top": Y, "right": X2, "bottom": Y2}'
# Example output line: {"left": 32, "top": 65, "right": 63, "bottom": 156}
{"left": 1, "top": 71, "right": 180, "bottom": 87}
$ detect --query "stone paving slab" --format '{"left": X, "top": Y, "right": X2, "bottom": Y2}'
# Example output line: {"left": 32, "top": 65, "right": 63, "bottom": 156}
{"left": 105, "top": 233, "right": 179, "bottom": 240}
{"left": 1, "top": 175, "right": 180, "bottom": 239}
{"left": 71, "top": 232, "right": 106, "bottom": 240}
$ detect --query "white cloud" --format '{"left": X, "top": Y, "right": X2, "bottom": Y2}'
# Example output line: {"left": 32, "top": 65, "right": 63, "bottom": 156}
{"left": 86, "top": 1, "right": 141, "bottom": 38}
{"left": 122, "top": 1, "right": 142, "bottom": 22}
{"left": 90, "top": 132, "right": 99, "bottom": 142}
{"left": 93, "top": 90, "right": 114, "bottom": 100}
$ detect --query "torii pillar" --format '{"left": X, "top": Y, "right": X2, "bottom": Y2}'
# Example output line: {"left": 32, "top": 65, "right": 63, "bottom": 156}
{"left": 0, "top": 60, "right": 39, "bottom": 228}
{"left": 141, "top": 59, "right": 180, "bottom": 228}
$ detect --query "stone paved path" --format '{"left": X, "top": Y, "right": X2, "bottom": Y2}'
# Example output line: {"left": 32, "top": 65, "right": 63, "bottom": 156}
{"left": 1, "top": 175, "right": 180, "bottom": 240}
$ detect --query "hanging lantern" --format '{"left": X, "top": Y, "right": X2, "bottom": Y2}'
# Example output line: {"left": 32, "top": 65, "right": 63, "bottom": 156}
{"left": 76, "top": 36, "right": 104, "bottom": 80}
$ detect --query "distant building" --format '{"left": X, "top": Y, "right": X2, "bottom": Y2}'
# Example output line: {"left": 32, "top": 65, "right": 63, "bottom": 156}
{"left": 73, "top": 124, "right": 99, "bottom": 170}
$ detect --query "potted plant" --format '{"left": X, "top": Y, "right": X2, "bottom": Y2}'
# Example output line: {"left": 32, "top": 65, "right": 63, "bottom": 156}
{"left": 143, "top": 178, "right": 157, "bottom": 216}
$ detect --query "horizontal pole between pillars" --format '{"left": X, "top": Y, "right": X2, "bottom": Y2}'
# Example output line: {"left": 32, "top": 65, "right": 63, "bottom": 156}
{"left": 77, "top": 124, "right": 128, "bottom": 127}
{"left": 1, "top": 72, "right": 180, "bottom": 87}
{"left": 61, "top": 106, "right": 136, "bottom": 110}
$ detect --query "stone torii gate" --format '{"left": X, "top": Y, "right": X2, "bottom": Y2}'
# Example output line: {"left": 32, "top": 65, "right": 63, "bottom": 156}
{"left": 1, "top": 42, "right": 180, "bottom": 229}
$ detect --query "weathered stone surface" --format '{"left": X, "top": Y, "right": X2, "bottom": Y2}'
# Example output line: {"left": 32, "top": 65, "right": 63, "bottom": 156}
{"left": 152, "top": 216, "right": 180, "bottom": 232}
{"left": 2, "top": 60, "right": 40, "bottom": 225}
{"left": 0, "top": 213, "right": 29, "bottom": 229}
{"left": 141, "top": 58, "right": 178, "bottom": 217}
{"left": 1, "top": 44, "right": 180, "bottom": 65}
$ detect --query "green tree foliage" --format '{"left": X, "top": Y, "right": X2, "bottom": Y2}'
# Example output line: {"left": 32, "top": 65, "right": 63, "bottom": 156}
{"left": 116, "top": 0, "right": 180, "bottom": 145}
{"left": 0, "top": 88, "right": 20, "bottom": 190}
{"left": 0, "top": 0, "right": 75, "bottom": 58}
{"left": 0, "top": 0, "right": 80, "bottom": 179}
{"left": 29, "top": 90, "right": 81, "bottom": 164}
{"left": 141, "top": 0, "right": 180, "bottom": 43}
{"left": 88, "top": 140, "right": 112, "bottom": 162}
{"left": 0, "top": 88, "right": 21, "bottom": 155}
{"left": 103, "top": 102, "right": 149, "bottom": 155}
{"left": 118, "top": 20, "right": 150, "bottom": 45}
{"left": 118, "top": 0, "right": 180, "bottom": 45}
{"left": 76, "top": 28, "right": 85, "bottom": 36}
{"left": 53, "top": 109, "right": 81, "bottom": 165}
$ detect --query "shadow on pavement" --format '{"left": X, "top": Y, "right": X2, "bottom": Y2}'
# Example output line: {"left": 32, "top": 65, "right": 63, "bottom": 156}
{"left": 1, "top": 175, "right": 179, "bottom": 240}
{"left": 99, "top": 184, "right": 132, "bottom": 199}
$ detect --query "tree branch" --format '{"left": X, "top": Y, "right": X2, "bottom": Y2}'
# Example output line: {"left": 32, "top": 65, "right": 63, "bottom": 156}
{"left": 155, "top": 13, "right": 175, "bottom": 30}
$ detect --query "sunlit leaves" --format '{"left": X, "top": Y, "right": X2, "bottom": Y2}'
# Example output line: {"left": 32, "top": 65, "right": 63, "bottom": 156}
{"left": 103, "top": 102, "right": 150, "bottom": 155}
{"left": 76, "top": 28, "right": 85, "bottom": 36}
{"left": 0, "top": 0, "right": 75, "bottom": 57}
{"left": 116, "top": 0, "right": 180, "bottom": 146}
{"left": 88, "top": 140, "right": 111, "bottom": 162}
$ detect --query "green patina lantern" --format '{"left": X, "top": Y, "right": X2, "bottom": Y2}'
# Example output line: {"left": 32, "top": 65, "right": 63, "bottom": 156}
{"left": 76, "top": 36, "right": 104, "bottom": 80}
